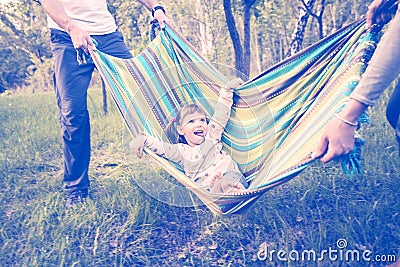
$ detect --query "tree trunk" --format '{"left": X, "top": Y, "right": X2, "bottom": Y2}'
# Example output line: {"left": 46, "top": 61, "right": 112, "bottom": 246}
{"left": 101, "top": 78, "right": 108, "bottom": 116}
{"left": 196, "top": 0, "right": 214, "bottom": 55}
{"left": 310, "top": 0, "right": 326, "bottom": 39}
{"left": 223, "top": 0, "right": 244, "bottom": 78}
{"left": 286, "top": 0, "right": 316, "bottom": 58}
{"left": 223, "top": 0, "right": 256, "bottom": 80}
{"left": 243, "top": 0, "right": 256, "bottom": 79}
{"left": 316, "top": 0, "right": 326, "bottom": 39}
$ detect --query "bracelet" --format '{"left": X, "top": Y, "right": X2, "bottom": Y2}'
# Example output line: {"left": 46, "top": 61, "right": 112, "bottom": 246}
{"left": 335, "top": 113, "right": 358, "bottom": 127}
{"left": 152, "top": 5, "right": 165, "bottom": 17}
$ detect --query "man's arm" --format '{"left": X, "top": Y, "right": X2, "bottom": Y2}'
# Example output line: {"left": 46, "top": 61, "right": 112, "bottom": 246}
{"left": 41, "top": 0, "right": 161, "bottom": 29}
{"left": 366, "top": 0, "right": 390, "bottom": 27}
{"left": 136, "top": 0, "right": 160, "bottom": 10}
{"left": 40, "top": 0, "right": 72, "bottom": 32}
{"left": 137, "top": 0, "right": 168, "bottom": 28}
{"left": 40, "top": 0, "right": 94, "bottom": 52}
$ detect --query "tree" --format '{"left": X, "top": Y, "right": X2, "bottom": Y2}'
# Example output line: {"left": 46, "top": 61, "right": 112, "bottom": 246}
{"left": 0, "top": 48, "right": 33, "bottom": 93}
{"left": 196, "top": 0, "right": 215, "bottom": 55}
{"left": 223, "top": 0, "right": 257, "bottom": 80}
{"left": 0, "top": 0, "right": 373, "bottom": 93}
{"left": 0, "top": 0, "right": 51, "bottom": 92}
{"left": 309, "top": 0, "right": 326, "bottom": 39}
{"left": 243, "top": 0, "right": 256, "bottom": 78}
{"left": 286, "top": 0, "right": 316, "bottom": 58}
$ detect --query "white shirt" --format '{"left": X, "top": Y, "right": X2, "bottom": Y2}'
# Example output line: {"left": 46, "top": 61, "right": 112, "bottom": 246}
{"left": 47, "top": 0, "right": 117, "bottom": 35}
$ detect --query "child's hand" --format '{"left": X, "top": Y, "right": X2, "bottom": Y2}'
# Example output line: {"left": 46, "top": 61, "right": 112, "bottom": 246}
{"left": 220, "top": 78, "right": 244, "bottom": 99}
{"left": 225, "top": 78, "right": 244, "bottom": 89}
{"left": 129, "top": 134, "right": 147, "bottom": 159}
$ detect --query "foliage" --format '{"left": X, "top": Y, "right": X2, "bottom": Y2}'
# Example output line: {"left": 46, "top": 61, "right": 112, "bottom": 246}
{"left": 0, "top": 0, "right": 373, "bottom": 92}
{"left": 0, "top": 48, "right": 33, "bottom": 93}
{"left": 0, "top": 0, "right": 51, "bottom": 92}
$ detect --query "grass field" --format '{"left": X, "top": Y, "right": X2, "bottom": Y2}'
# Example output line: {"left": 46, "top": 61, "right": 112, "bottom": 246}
{"left": 0, "top": 87, "right": 399, "bottom": 266}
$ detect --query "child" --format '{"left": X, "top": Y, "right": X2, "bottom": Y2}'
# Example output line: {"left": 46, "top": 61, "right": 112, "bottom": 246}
{"left": 130, "top": 78, "right": 248, "bottom": 194}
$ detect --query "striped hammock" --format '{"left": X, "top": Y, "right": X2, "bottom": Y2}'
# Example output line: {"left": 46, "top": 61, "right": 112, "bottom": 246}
{"left": 91, "top": 18, "right": 380, "bottom": 215}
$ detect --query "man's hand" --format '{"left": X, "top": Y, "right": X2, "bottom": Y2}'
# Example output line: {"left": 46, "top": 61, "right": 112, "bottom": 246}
{"left": 39, "top": 0, "right": 95, "bottom": 53}
{"left": 67, "top": 21, "right": 95, "bottom": 54}
{"left": 366, "top": 0, "right": 390, "bottom": 27}
{"left": 153, "top": 8, "right": 168, "bottom": 28}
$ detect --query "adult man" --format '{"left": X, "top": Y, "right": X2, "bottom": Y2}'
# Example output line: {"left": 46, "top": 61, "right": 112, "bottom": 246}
{"left": 40, "top": 0, "right": 168, "bottom": 207}
{"left": 314, "top": 0, "right": 400, "bottom": 162}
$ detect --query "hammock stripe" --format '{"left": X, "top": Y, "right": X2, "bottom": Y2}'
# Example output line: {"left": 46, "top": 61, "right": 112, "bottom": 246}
{"left": 91, "top": 18, "right": 379, "bottom": 214}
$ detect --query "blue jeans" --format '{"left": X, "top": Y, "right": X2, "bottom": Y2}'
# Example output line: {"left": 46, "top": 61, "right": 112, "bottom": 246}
{"left": 50, "top": 29, "right": 132, "bottom": 193}
{"left": 386, "top": 81, "right": 400, "bottom": 155}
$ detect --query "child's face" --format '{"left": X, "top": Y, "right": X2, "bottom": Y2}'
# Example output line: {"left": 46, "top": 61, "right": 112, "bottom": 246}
{"left": 178, "top": 111, "right": 208, "bottom": 147}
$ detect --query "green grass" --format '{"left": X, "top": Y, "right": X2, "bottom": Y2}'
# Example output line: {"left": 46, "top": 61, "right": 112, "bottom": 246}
{"left": 0, "top": 88, "right": 399, "bottom": 266}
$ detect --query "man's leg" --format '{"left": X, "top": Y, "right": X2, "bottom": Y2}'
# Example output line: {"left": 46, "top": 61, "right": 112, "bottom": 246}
{"left": 396, "top": 117, "right": 400, "bottom": 157}
{"left": 50, "top": 29, "right": 132, "bottom": 206}
{"left": 386, "top": 81, "right": 400, "bottom": 156}
{"left": 386, "top": 81, "right": 400, "bottom": 128}
{"left": 50, "top": 29, "right": 95, "bottom": 204}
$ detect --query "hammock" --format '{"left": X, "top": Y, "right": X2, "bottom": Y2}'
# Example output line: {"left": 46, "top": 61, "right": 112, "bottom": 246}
{"left": 90, "top": 18, "right": 381, "bottom": 215}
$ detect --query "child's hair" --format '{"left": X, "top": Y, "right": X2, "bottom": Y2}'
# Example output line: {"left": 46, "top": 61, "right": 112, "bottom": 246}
{"left": 164, "top": 104, "right": 207, "bottom": 144}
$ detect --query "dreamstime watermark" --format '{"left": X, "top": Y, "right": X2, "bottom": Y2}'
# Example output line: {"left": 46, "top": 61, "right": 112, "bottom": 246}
{"left": 257, "top": 239, "right": 397, "bottom": 263}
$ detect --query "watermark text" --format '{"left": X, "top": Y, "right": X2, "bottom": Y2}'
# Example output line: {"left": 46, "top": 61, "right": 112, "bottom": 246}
{"left": 257, "top": 239, "right": 396, "bottom": 263}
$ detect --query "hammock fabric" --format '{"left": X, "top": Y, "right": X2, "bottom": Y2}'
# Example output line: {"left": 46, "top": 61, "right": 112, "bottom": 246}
{"left": 91, "top": 18, "right": 380, "bottom": 215}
